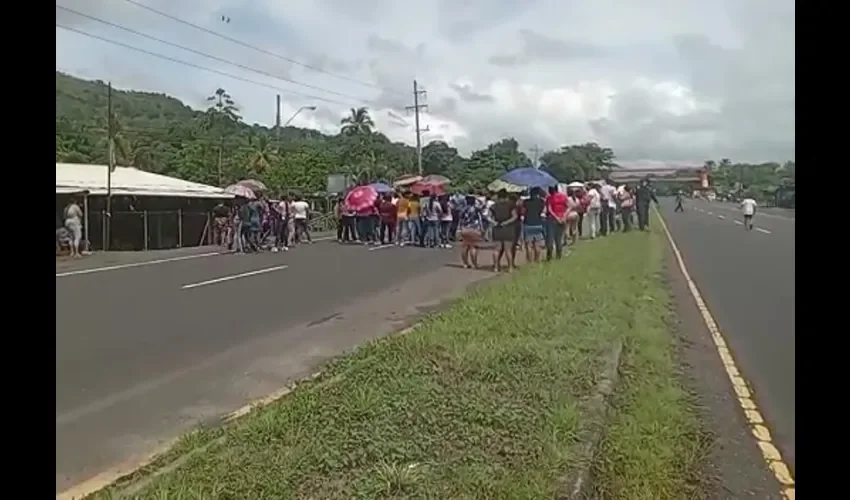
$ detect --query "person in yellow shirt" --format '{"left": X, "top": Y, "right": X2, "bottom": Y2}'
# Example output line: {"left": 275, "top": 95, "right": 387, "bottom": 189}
{"left": 395, "top": 192, "right": 410, "bottom": 245}
{"left": 406, "top": 194, "right": 421, "bottom": 246}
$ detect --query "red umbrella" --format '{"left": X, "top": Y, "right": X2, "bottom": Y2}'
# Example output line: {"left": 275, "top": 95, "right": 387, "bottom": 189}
{"left": 344, "top": 185, "right": 379, "bottom": 212}
{"left": 409, "top": 181, "right": 446, "bottom": 196}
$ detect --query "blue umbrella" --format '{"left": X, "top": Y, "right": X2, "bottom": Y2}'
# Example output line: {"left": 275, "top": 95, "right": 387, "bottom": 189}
{"left": 368, "top": 182, "right": 394, "bottom": 193}
{"left": 500, "top": 167, "right": 559, "bottom": 188}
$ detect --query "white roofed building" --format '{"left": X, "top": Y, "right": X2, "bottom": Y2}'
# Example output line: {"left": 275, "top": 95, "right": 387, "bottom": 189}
{"left": 55, "top": 163, "right": 232, "bottom": 199}
{"left": 55, "top": 163, "right": 233, "bottom": 251}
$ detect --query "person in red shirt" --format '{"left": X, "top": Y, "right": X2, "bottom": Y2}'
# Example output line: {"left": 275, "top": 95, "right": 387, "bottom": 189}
{"left": 545, "top": 185, "right": 569, "bottom": 260}
{"left": 378, "top": 194, "right": 397, "bottom": 244}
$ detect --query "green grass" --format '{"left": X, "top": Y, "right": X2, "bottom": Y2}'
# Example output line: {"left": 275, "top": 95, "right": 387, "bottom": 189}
{"left": 591, "top": 218, "right": 710, "bottom": 500}
{"left": 91, "top": 219, "right": 707, "bottom": 500}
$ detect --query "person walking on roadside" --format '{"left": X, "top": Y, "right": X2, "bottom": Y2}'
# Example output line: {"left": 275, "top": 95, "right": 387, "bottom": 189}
{"left": 333, "top": 196, "right": 344, "bottom": 243}
{"left": 599, "top": 181, "right": 617, "bottom": 235}
{"left": 491, "top": 189, "right": 519, "bottom": 271}
{"left": 619, "top": 186, "right": 635, "bottom": 232}
{"left": 740, "top": 195, "right": 757, "bottom": 230}
{"left": 585, "top": 183, "right": 602, "bottom": 239}
{"left": 63, "top": 196, "right": 84, "bottom": 258}
{"left": 635, "top": 179, "right": 659, "bottom": 231}
{"left": 341, "top": 199, "right": 356, "bottom": 243}
{"left": 566, "top": 189, "right": 581, "bottom": 246}
{"left": 290, "top": 195, "right": 312, "bottom": 244}
{"left": 544, "top": 185, "right": 569, "bottom": 260}
{"left": 395, "top": 191, "right": 410, "bottom": 245}
{"left": 522, "top": 187, "right": 545, "bottom": 263}
{"left": 406, "top": 194, "right": 421, "bottom": 247}
{"left": 378, "top": 194, "right": 396, "bottom": 244}
{"left": 674, "top": 190, "right": 685, "bottom": 212}
{"left": 277, "top": 196, "right": 292, "bottom": 251}
{"left": 458, "top": 194, "right": 484, "bottom": 269}
{"left": 439, "top": 195, "right": 453, "bottom": 248}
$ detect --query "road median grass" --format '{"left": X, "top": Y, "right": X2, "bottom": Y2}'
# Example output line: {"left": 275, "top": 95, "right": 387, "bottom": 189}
{"left": 91, "top": 218, "right": 707, "bottom": 500}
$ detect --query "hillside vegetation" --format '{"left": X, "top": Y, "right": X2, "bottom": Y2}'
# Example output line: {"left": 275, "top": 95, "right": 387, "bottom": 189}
{"left": 55, "top": 72, "right": 794, "bottom": 199}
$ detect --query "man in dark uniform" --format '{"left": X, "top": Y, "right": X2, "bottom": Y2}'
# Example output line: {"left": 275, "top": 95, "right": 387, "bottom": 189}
{"left": 635, "top": 179, "right": 659, "bottom": 231}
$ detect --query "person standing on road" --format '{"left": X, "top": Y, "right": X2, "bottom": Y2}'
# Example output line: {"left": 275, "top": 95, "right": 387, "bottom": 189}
{"left": 291, "top": 195, "right": 312, "bottom": 244}
{"left": 674, "top": 190, "right": 685, "bottom": 212}
{"left": 599, "top": 182, "right": 617, "bottom": 235}
{"left": 585, "top": 183, "right": 602, "bottom": 239}
{"left": 63, "top": 197, "right": 84, "bottom": 258}
{"left": 544, "top": 185, "right": 569, "bottom": 260}
{"left": 740, "top": 196, "right": 758, "bottom": 230}
{"left": 619, "top": 186, "right": 635, "bottom": 232}
{"left": 458, "top": 194, "right": 484, "bottom": 269}
{"left": 439, "top": 195, "right": 453, "bottom": 248}
{"left": 635, "top": 179, "right": 659, "bottom": 231}
{"left": 522, "top": 187, "right": 545, "bottom": 263}
{"left": 378, "top": 194, "right": 396, "bottom": 244}
{"left": 395, "top": 191, "right": 410, "bottom": 245}
{"left": 491, "top": 189, "right": 519, "bottom": 271}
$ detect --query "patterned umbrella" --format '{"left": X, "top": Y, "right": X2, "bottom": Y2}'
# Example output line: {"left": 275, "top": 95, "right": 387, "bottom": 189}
{"left": 409, "top": 181, "right": 446, "bottom": 196}
{"left": 224, "top": 184, "right": 257, "bottom": 199}
{"left": 236, "top": 179, "right": 268, "bottom": 192}
{"left": 344, "top": 185, "right": 379, "bottom": 212}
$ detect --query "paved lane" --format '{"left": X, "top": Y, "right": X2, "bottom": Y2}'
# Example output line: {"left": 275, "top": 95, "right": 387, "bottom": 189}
{"left": 56, "top": 242, "right": 488, "bottom": 493}
{"left": 659, "top": 198, "right": 795, "bottom": 472}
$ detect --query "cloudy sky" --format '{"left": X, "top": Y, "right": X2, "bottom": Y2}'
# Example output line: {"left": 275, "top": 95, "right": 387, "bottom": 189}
{"left": 56, "top": 0, "right": 795, "bottom": 162}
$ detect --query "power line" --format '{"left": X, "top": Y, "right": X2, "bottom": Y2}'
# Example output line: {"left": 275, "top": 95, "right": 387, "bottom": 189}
{"left": 56, "top": 5, "right": 376, "bottom": 105}
{"left": 56, "top": 23, "right": 365, "bottom": 108}
{"left": 119, "top": 0, "right": 406, "bottom": 96}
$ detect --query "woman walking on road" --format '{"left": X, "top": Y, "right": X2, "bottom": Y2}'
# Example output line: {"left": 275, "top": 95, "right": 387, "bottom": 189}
{"left": 458, "top": 195, "right": 484, "bottom": 269}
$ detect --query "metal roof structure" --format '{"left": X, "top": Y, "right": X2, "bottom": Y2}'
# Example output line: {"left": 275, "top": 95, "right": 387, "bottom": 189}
{"left": 55, "top": 163, "right": 232, "bottom": 199}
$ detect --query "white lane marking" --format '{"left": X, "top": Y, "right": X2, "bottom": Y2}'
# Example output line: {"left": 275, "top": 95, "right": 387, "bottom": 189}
{"left": 312, "top": 236, "right": 335, "bottom": 242}
{"left": 56, "top": 252, "right": 222, "bottom": 278}
{"left": 368, "top": 244, "right": 395, "bottom": 251}
{"left": 755, "top": 227, "right": 772, "bottom": 234}
{"left": 718, "top": 215, "right": 726, "bottom": 220}
{"left": 181, "top": 265, "right": 288, "bottom": 290}
{"left": 707, "top": 211, "right": 714, "bottom": 216}
{"left": 734, "top": 220, "right": 743, "bottom": 225}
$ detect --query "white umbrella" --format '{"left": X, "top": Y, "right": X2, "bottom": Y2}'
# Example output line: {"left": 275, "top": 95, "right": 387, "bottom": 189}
{"left": 567, "top": 181, "right": 585, "bottom": 188}
{"left": 224, "top": 184, "right": 257, "bottom": 199}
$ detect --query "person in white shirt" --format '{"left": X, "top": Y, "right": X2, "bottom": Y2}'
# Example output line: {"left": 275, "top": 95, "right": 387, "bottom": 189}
{"left": 740, "top": 197, "right": 757, "bottom": 231}
{"left": 290, "top": 196, "right": 312, "bottom": 243}
{"left": 63, "top": 198, "right": 84, "bottom": 258}
{"left": 585, "top": 184, "right": 602, "bottom": 239}
{"left": 599, "top": 182, "right": 617, "bottom": 235}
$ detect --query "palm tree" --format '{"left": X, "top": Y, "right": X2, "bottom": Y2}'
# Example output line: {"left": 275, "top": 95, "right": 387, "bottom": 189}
{"left": 247, "top": 133, "right": 278, "bottom": 174}
{"left": 340, "top": 107, "right": 374, "bottom": 136}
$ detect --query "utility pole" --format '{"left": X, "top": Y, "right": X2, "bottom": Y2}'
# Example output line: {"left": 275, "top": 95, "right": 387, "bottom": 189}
{"left": 215, "top": 92, "right": 225, "bottom": 186}
{"left": 275, "top": 94, "right": 282, "bottom": 152}
{"left": 106, "top": 81, "right": 114, "bottom": 251}
{"left": 405, "top": 80, "right": 429, "bottom": 175}
{"left": 530, "top": 144, "right": 542, "bottom": 168}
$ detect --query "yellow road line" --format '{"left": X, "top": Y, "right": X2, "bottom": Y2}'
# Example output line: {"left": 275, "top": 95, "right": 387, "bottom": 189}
{"left": 654, "top": 207, "right": 795, "bottom": 500}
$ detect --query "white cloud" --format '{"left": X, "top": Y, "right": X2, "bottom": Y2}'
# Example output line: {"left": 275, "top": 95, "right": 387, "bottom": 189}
{"left": 55, "top": 0, "right": 794, "bottom": 162}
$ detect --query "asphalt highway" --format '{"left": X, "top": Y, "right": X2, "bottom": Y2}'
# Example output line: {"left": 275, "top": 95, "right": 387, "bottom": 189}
{"left": 659, "top": 197, "right": 795, "bottom": 471}
{"left": 56, "top": 240, "right": 490, "bottom": 493}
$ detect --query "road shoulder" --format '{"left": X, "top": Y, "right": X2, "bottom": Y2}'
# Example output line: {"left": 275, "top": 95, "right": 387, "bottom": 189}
{"left": 663, "top": 234, "right": 784, "bottom": 499}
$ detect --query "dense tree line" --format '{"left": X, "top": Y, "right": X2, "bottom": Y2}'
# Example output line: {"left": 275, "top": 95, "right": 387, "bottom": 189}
{"left": 56, "top": 72, "right": 794, "bottom": 201}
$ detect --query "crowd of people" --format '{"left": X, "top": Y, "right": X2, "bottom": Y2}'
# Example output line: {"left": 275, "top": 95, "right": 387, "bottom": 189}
{"left": 331, "top": 178, "right": 660, "bottom": 272}
{"left": 211, "top": 194, "right": 315, "bottom": 253}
